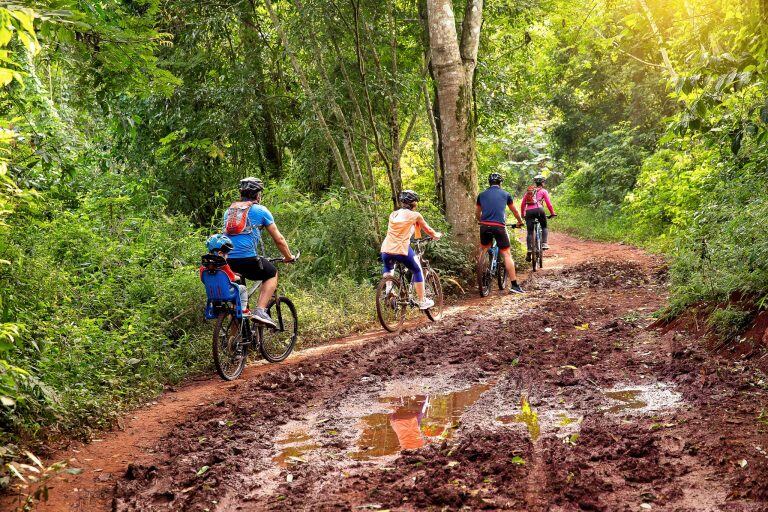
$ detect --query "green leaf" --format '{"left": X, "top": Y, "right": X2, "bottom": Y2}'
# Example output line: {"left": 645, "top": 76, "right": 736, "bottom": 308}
{"left": 511, "top": 456, "right": 526, "bottom": 465}
{"left": 195, "top": 465, "right": 209, "bottom": 477}
{"left": 760, "top": 105, "right": 768, "bottom": 125}
{"left": 24, "top": 451, "right": 43, "bottom": 468}
{"left": 0, "top": 26, "right": 12, "bottom": 47}
{"left": 9, "top": 8, "right": 35, "bottom": 35}
{"left": 0, "top": 68, "right": 14, "bottom": 87}
{"left": 730, "top": 130, "right": 743, "bottom": 155}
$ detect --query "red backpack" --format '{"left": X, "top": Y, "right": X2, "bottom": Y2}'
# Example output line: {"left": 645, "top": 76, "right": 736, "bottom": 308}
{"left": 224, "top": 201, "right": 255, "bottom": 235}
{"left": 524, "top": 186, "right": 540, "bottom": 207}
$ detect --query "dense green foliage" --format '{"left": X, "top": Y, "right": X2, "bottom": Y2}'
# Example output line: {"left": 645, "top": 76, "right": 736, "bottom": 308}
{"left": 1, "top": 0, "right": 767, "bottom": 489}
{"left": 519, "top": 0, "right": 768, "bottom": 320}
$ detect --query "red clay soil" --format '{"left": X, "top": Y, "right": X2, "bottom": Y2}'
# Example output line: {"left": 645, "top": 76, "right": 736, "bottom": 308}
{"left": 4, "top": 232, "right": 768, "bottom": 511}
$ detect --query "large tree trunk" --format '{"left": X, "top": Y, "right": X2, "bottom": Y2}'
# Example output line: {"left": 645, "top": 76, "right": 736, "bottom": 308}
{"left": 425, "top": 0, "right": 482, "bottom": 248}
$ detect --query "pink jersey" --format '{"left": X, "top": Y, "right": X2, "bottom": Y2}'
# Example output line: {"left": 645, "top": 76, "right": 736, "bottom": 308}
{"left": 521, "top": 187, "right": 555, "bottom": 216}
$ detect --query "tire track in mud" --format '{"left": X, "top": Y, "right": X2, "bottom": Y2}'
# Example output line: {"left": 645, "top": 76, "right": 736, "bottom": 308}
{"left": 7, "top": 233, "right": 768, "bottom": 511}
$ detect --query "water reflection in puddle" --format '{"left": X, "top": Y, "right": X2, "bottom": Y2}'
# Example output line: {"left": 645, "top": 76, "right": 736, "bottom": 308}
{"left": 273, "top": 431, "right": 320, "bottom": 467}
{"left": 496, "top": 396, "right": 541, "bottom": 441}
{"left": 350, "top": 382, "right": 493, "bottom": 460}
{"left": 604, "top": 389, "right": 647, "bottom": 413}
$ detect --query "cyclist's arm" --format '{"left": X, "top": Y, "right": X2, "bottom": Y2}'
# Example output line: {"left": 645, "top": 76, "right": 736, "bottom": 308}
{"left": 542, "top": 190, "right": 556, "bottom": 216}
{"left": 507, "top": 202, "right": 524, "bottom": 225}
{"left": 264, "top": 223, "right": 294, "bottom": 261}
{"left": 416, "top": 214, "right": 439, "bottom": 238}
{"left": 475, "top": 203, "right": 482, "bottom": 222}
{"left": 519, "top": 198, "right": 528, "bottom": 218}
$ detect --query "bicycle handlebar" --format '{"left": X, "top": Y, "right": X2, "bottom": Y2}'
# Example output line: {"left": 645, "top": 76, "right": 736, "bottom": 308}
{"left": 269, "top": 250, "right": 301, "bottom": 264}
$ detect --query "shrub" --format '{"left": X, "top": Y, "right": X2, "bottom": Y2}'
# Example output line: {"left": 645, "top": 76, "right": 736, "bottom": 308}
{"left": 559, "top": 126, "right": 650, "bottom": 208}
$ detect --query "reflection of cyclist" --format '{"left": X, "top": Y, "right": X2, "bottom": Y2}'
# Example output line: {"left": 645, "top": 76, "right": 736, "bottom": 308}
{"left": 222, "top": 177, "right": 295, "bottom": 328}
{"left": 521, "top": 174, "right": 557, "bottom": 262}
{"left": 381, "top": 190, "right": 442, "bottom": 310}
{"left": 389, "top": 396, "right": 429, "bottom": 450}
{"left": 475, "top": 173, "right": 525, "bottom": 294}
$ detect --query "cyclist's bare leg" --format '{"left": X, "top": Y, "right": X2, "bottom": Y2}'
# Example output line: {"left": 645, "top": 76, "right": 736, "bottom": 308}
{"left": 414, "top": 281, "right": 426, "bottom": 302}
{"left": 258, "top": 274, "right": 278, "bottom": 309}
{"left": 500, "top": 248, "right": 517, "bottom": 282}
{"left": 476, "top": 244, "right": 490, "bottom": 266}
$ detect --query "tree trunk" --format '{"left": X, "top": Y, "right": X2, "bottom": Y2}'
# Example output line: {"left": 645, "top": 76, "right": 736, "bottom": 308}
{"left": 636, "top": 0, "right": 677, "bottom": 79}
{"left": 425, "top": 0, "right": 482, "bottom": 248}
{"left": 264, "top": 0, "right": 355, "bottom": 190}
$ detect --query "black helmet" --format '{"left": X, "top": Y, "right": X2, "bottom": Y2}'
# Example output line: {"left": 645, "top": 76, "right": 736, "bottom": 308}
{"left": 239, "top": 177, "right": 264, "bottom": 198}
{"left": 533, "top": 174, "right": 546, "bottom": 185}
{"left": 399, "top": 190, "right": 419, "bottom": 207}
{"left": 488, "top": 173, "right": 503, "bottom": 185}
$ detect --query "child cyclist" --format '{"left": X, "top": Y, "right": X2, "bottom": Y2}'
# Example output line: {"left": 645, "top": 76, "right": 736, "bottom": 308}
{"left": 381, "top": 190, "right": 442, "bottom": 309}
{"left": 520, "top": 174, "right": 557, "bottom": 261}
{"left": 200, "top": 234, "right": 251, "bottom": 316}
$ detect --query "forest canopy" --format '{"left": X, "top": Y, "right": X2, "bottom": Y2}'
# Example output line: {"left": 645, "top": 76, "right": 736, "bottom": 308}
{"left": 0, "top": 0, "right": 767, "bottom": 470}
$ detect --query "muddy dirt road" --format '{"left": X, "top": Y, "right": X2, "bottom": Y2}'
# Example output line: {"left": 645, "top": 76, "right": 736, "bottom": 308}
{"left": 7, "top": 232, "right": 768, "bottom": 511}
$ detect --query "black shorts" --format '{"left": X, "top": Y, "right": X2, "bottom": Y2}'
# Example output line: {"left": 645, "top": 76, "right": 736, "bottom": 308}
{"left": 227, "top": 257, "right": 278, "bottom": 283}
{"left": 479, "top": 225, "right": 511, "bottom": 249}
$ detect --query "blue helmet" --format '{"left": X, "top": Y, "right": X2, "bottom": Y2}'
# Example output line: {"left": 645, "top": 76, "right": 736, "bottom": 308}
{"left": 206, "top": 234, "right": 234, "bottom": 253}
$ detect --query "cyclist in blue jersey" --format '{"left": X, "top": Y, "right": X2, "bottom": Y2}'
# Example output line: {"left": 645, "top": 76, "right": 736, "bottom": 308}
{"left": 222, "top": 177, "right": 295, "bottom": 327}
{"left": 475, "top": 173, "right": 525, "bottom": 294}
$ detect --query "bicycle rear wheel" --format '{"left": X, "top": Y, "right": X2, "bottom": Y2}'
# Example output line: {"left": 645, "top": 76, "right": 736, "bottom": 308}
{"left": 213, "top": 313, "right": 248, "bottom": 381}
{"left": 497, "top": 259, "right": 508, "bottom": 291}
{"left": 260, "top": 296, "right": 298, "bottom": 362}
{"left": 477, "top": 251, "right": 492, "bottom": 297}
{"left": 423, "top": 269, "right": 444, "bottom": 322}
{"left": 376, "top": 275, "right": 406, "bottom": 332}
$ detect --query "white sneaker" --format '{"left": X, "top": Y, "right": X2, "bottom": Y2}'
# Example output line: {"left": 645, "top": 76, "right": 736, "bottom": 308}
{"left": 251, "top": 308, "right": 277, "bottom": 329}
{"left": 542, "top": 243, "right": 550, "bottom": 250}
{"left": 418, "top": 298, "right": 435, "bottom": 310}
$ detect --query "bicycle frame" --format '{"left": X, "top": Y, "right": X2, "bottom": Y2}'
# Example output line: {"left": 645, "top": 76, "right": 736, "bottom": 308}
{"left": 488, "top": 245, "right": 500, "bottom": 275}
{"left": 389, "top": 239, "right": 433, "bottom": 306}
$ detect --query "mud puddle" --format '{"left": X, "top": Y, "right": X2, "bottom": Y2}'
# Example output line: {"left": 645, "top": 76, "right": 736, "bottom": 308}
{"left": 273, "top": 432, "right": 320, "bottom": 467}
{"left": 602, "top": 382, "right": 681, "bottom": 415}
{"left": 351, "top": 381, "right": 492, "bottom": 460}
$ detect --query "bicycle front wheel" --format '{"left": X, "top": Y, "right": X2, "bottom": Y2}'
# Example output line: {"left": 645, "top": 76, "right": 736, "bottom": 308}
{"left": 477, "top": 252, "right": 492, "bottom": 297}
{"left": 260, "top": 297, "right": 298, "bottom": 363}
{"left": 536, "top": 226, "right": 544, "bottom": 270}
{"left": 376, "top": 275, "right": 406, "bottom": 332}
{"left": 213, "top": 313, "right": 248, "bottom": 381}
{"left": 423, "top": 270, "right": 444, "bottom": 322}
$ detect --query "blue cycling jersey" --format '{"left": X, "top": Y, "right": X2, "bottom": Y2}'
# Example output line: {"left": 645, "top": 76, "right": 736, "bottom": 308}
{"left": 476, "top": 186, "right": 514, "bottom": 226}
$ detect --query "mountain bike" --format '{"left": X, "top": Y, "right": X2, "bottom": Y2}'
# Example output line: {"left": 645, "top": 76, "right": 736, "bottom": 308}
{"left": 211, "top": 253, "right": 300, "bottom": 381}
{"left": 477, "top": 224, "right": 518, "bottom": 296}
{"left": 375, "top": 237, "right": 443, "bottom": 332}
{"left": 530, "top": 216, "right": 554, "bottom": 272}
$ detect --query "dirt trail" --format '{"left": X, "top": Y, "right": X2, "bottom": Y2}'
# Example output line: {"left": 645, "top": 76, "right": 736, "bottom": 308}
{"left": 5, "top": 232, "right": 768, "bottom": 511}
